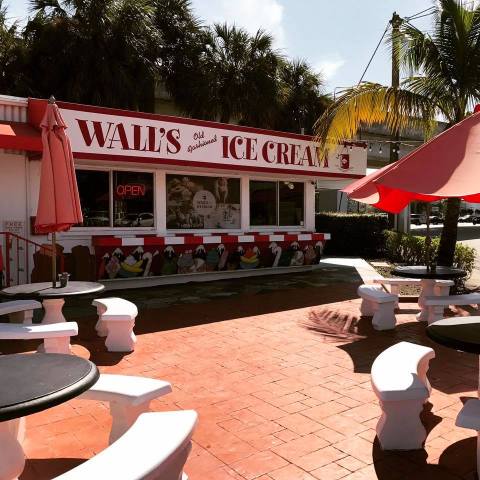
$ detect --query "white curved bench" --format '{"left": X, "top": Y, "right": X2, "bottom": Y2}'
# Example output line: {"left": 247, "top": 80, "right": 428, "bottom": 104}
{"left": 53, "top": 410, "right": 197, "bottom": 480}
{"left": 371, "top": 341, "right": 435, "bottom": 450}
{"left": 0, "top": 300, "right": 42, "bottom": 324}
{"left": 358, "top": 284, "right": 397, "bottom": 330}
{"left": 424, "top": 293, "right": 480, "bottom": 324}
{"left": 79, "top": 374, "right": 173, "bottom": 443}
{"left": 456, "top": 399, "right": 480, "bottom": 475}
{"left": 0, "top": 322, "right": 78, "bottom": 354}
{"left": 92, "top": 298, "right": 138, "bottom": 352}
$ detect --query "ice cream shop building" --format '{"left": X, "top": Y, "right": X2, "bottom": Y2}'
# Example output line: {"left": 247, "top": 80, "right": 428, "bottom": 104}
{"left": 0, "top": 94, "right": 367, "bottom": 288}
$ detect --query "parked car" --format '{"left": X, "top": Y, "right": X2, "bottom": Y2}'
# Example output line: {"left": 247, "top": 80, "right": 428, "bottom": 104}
{"left": 118, "top": 213, "right": 140, "bottom": 227}
{"left": 429, "top": 215, "right": 443, "bottom": 225}
{"left": 137, "top": 212, "right": 154, "bottom": 227}
{"left": 473, "top": 216, "right": 480, "bottom": 225}
{"left": 410, "top": 213, "right": 426, "bottom": 225}
{"left": 84, "top": 211, "right": 109, "bottom": 227}
{"left": 459, "top": 214, "right": 474, "bottom": 222}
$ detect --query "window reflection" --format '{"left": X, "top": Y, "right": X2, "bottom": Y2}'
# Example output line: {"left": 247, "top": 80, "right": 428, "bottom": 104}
{"left": 250, "top": 181, "right": 277, "bottom": 226}
{"left": 279, "top": 182, "right": 304, "bottom": 226}
{"left": 76, "top": 170, "right": 110, "bottom": 227}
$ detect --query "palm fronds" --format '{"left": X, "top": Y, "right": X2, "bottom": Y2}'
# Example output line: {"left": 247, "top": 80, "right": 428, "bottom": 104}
{"left": 314, "top": 82, "right": 435, "bottom": 154}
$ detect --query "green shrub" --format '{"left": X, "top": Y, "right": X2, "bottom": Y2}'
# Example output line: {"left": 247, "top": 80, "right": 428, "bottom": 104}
{"left": 315, "top": 212, "right": 389, "bottom": 258}
{"left": 384, "top": 230, "right": 476, "bottom": 278}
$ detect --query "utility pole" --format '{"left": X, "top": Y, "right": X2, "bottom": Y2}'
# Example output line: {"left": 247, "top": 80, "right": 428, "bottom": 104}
{"left": 390, "top": 11, "right": 401, "bottom": 166}
{"left": 390, "top": 12, "right": 409, "bottom": 232}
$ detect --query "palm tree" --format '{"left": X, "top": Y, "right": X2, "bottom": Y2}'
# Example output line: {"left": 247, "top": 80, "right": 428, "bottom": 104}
{"left": 314, "top": 0, "right": 480, "bottom": 266}
{"left": 202, "top": 23, "right": 282, "bottom": 126}
{"left": 0, "top": 1, "right": 28, "bottom": 95}
{"left": 23, "top": 0, "right": 161, "bottom": 110}
{"left": 276, "top": 59, "right": 330, "bottom": 134}
{"left": 152, "top": 0, "right": 211, "bottom": 119}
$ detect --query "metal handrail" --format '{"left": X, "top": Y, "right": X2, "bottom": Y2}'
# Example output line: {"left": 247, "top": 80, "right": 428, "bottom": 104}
{"left": 0, "top": 231, "right": 65, "bottom": 287}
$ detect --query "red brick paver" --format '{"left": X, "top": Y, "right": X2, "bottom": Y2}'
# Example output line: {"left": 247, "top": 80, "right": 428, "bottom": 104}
{"left": 3, "top": 280, "right": 479, "bottom": 480}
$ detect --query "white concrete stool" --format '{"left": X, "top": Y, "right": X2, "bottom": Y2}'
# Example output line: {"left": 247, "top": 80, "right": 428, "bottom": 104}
{"left": 53, "top": 411, "right": 197, "bottom": 480}
{"left": 92, "top": 298, "right": 138, "bottom": 352}
{"left": 0, "top": 321, "right": 78, "bottom": 354}
{"left": 79, "top": 373, "right": 172, "bottom": 443}
{"left": 358, "top": 284, "right": 398, "bottom": 330}
{"left": 371, "top": 341, "right": 435, "bottom": 450}
{"left": 0, "top": 300, "right": 42, "bottom": 324}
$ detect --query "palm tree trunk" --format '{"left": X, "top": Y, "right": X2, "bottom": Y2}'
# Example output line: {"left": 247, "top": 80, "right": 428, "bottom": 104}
{"left": 437, "top": 197, "right": 461, "bottom": 266}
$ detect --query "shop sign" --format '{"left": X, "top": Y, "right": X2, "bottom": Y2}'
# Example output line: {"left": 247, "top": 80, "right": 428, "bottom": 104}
{"left": 115, "top": 183, "right": 146, "bottom": 198}
{"left": 59, "top": 104, "right": 367, "bottom": 178}
{"left": 3, "top": 220, "right": 25, "bottom": 236}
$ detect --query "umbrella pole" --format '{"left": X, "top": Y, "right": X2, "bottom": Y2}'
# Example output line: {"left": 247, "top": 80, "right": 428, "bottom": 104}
{"left": 51, "top": 232, "right": 56, "bottom": 288}
{"left": 425, "top": 203, "right": 431, "bottom": 271}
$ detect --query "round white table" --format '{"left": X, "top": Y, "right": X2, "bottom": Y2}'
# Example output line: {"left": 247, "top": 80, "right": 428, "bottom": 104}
{"left": 1, "top": 281, "right": 105, "bottom": 324}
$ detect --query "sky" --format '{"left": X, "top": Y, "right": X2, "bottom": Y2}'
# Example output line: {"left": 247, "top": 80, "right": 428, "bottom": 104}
{"left": 6, "top": 0, "right": 434, "bottom": 94}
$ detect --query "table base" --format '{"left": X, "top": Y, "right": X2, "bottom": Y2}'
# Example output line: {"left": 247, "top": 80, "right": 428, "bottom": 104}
{"left": 0, "top": 418, "right": 25, "bottom": 480}
{"left": 417, "top": 279, "right": 437, "bottom": 323}
{"left": 41, "top": 298, "right": 66, "bottom": 324}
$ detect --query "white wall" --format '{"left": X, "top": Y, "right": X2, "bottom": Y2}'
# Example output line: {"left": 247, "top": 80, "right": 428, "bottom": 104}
{"left": 0, "top": 153, "right": 28, "bottom": 235}
{"left": 0, "top": 153, "right": 29, "bottom": 283}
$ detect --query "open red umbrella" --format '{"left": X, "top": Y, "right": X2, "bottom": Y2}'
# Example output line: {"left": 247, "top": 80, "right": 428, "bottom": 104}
{"left": 35, "top": 97, "right": 83, "bottom": 286}
{"left": 343, "top": 109, "right": 480, "bottom": 267}
{"left": 344, "top": 110, "right": 480, "bottom": 212}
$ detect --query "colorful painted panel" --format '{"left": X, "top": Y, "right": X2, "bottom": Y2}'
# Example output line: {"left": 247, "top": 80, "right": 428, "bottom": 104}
{"left": 95, "top": 240, "right": 324, "bottom": 280}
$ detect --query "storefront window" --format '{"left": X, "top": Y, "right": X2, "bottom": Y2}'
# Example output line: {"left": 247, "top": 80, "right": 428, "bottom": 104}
{"left": 166, "top": 175, "right": 241, "bottom": 229}
{"left": 75, "top": 169, "right": 154, "bottom": 228}
{"left": 279, "top": 182, "right": 304, "bottom": 226}
{"left": 113, "top": 172, "right": 154, "bottom": 227}
{"left": 250, "top": 181, "right": 277, "bottom": 226}
{"left": 76, "top": 170, "right": 110, "bottom": 227}
{"left": 249, "top": 180, "right": 304, "bottom": 227}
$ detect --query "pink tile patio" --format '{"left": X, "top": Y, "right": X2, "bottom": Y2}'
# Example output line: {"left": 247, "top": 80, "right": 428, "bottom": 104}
{"left": 3, "top": 279, "right": 479, "bottom": 480}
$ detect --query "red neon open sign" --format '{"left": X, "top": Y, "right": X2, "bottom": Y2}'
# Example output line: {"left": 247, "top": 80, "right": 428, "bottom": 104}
{"left": 116, "top": 184, "right": 146, "bottom": 197}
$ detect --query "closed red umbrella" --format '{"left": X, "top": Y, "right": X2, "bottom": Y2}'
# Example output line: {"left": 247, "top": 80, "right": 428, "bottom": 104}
{"left": 344, "top": 110, "right": 480, "bottom": 212}
{"left": 35, "top": 97, "right": 83, "bottom": 286}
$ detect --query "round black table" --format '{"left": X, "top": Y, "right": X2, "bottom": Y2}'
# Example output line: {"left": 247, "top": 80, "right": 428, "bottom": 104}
{"left": 0, "top": 353, "right": 99, "bottom": 479}
{"left": 392, "top": 265, "right": 467, "bottom": 280}
{"left": 392, "top": 266, "right": 466, "bottom": 322}
{"left": 1, "top": 281, "right": 105, "bottom": 324}
{"left": 427, "top": 317, "right": 480, "bottom": 355}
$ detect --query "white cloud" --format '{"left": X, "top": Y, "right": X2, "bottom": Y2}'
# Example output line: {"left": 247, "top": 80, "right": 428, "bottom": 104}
{"left": 192, "top": 0, "right": 286, "bottom": 48}
{"left": 315, "top": 58, "right": 346, "bottom": 81}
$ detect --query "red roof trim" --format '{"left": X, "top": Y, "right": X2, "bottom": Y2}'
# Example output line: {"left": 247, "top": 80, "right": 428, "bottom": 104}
{"left": 0, "top": 121, "right": 41, "bottom": 152}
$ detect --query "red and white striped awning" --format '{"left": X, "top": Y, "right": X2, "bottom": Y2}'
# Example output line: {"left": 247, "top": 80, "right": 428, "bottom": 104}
{"left": 93, "top": 232, "right": 330, "bottom": 247}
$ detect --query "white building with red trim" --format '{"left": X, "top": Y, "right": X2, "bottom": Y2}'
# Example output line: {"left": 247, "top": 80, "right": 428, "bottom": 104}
{"left": 0, "top": 95, "right": 367, "bottom": 288}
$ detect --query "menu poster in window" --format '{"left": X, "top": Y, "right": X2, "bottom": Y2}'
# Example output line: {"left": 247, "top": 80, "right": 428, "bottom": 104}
{"left": 166, "top": 175, "right": 240, "bottom": 229}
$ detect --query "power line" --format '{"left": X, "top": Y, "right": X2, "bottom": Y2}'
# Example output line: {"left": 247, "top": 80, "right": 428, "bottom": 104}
{"left": 357, "top": 22, "right": 390, "bottom": 84}
{"left": 356, "top": 7, "right": 437, "bottom": 86}
{"left": 405, "top": 6, "right": 436, "bottom": 22}
{"left": 407, "top": 12, "right": 435, "bottom": 22}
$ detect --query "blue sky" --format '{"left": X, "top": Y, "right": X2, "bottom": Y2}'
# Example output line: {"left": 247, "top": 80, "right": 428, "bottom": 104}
{"left": 6, "top": 0, "right": 434, "bottom": 93}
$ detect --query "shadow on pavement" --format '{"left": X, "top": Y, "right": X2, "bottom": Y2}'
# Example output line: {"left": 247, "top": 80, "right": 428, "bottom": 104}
{"left": 372, "top": 433, "right": 477, "bottom": 479}
{"left": 303, "top": 312, "right": 478, "bottom": 396}
{"left": 21, "top": 458, "right": 85, "bottom": 480}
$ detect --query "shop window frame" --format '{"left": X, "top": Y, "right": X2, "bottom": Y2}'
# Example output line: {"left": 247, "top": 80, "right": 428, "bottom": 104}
{"left": 249, "top": 178, "right": 306, "bottom": 230}
{"left": 72, "top": 166, "right": 156, "bottom": 231}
